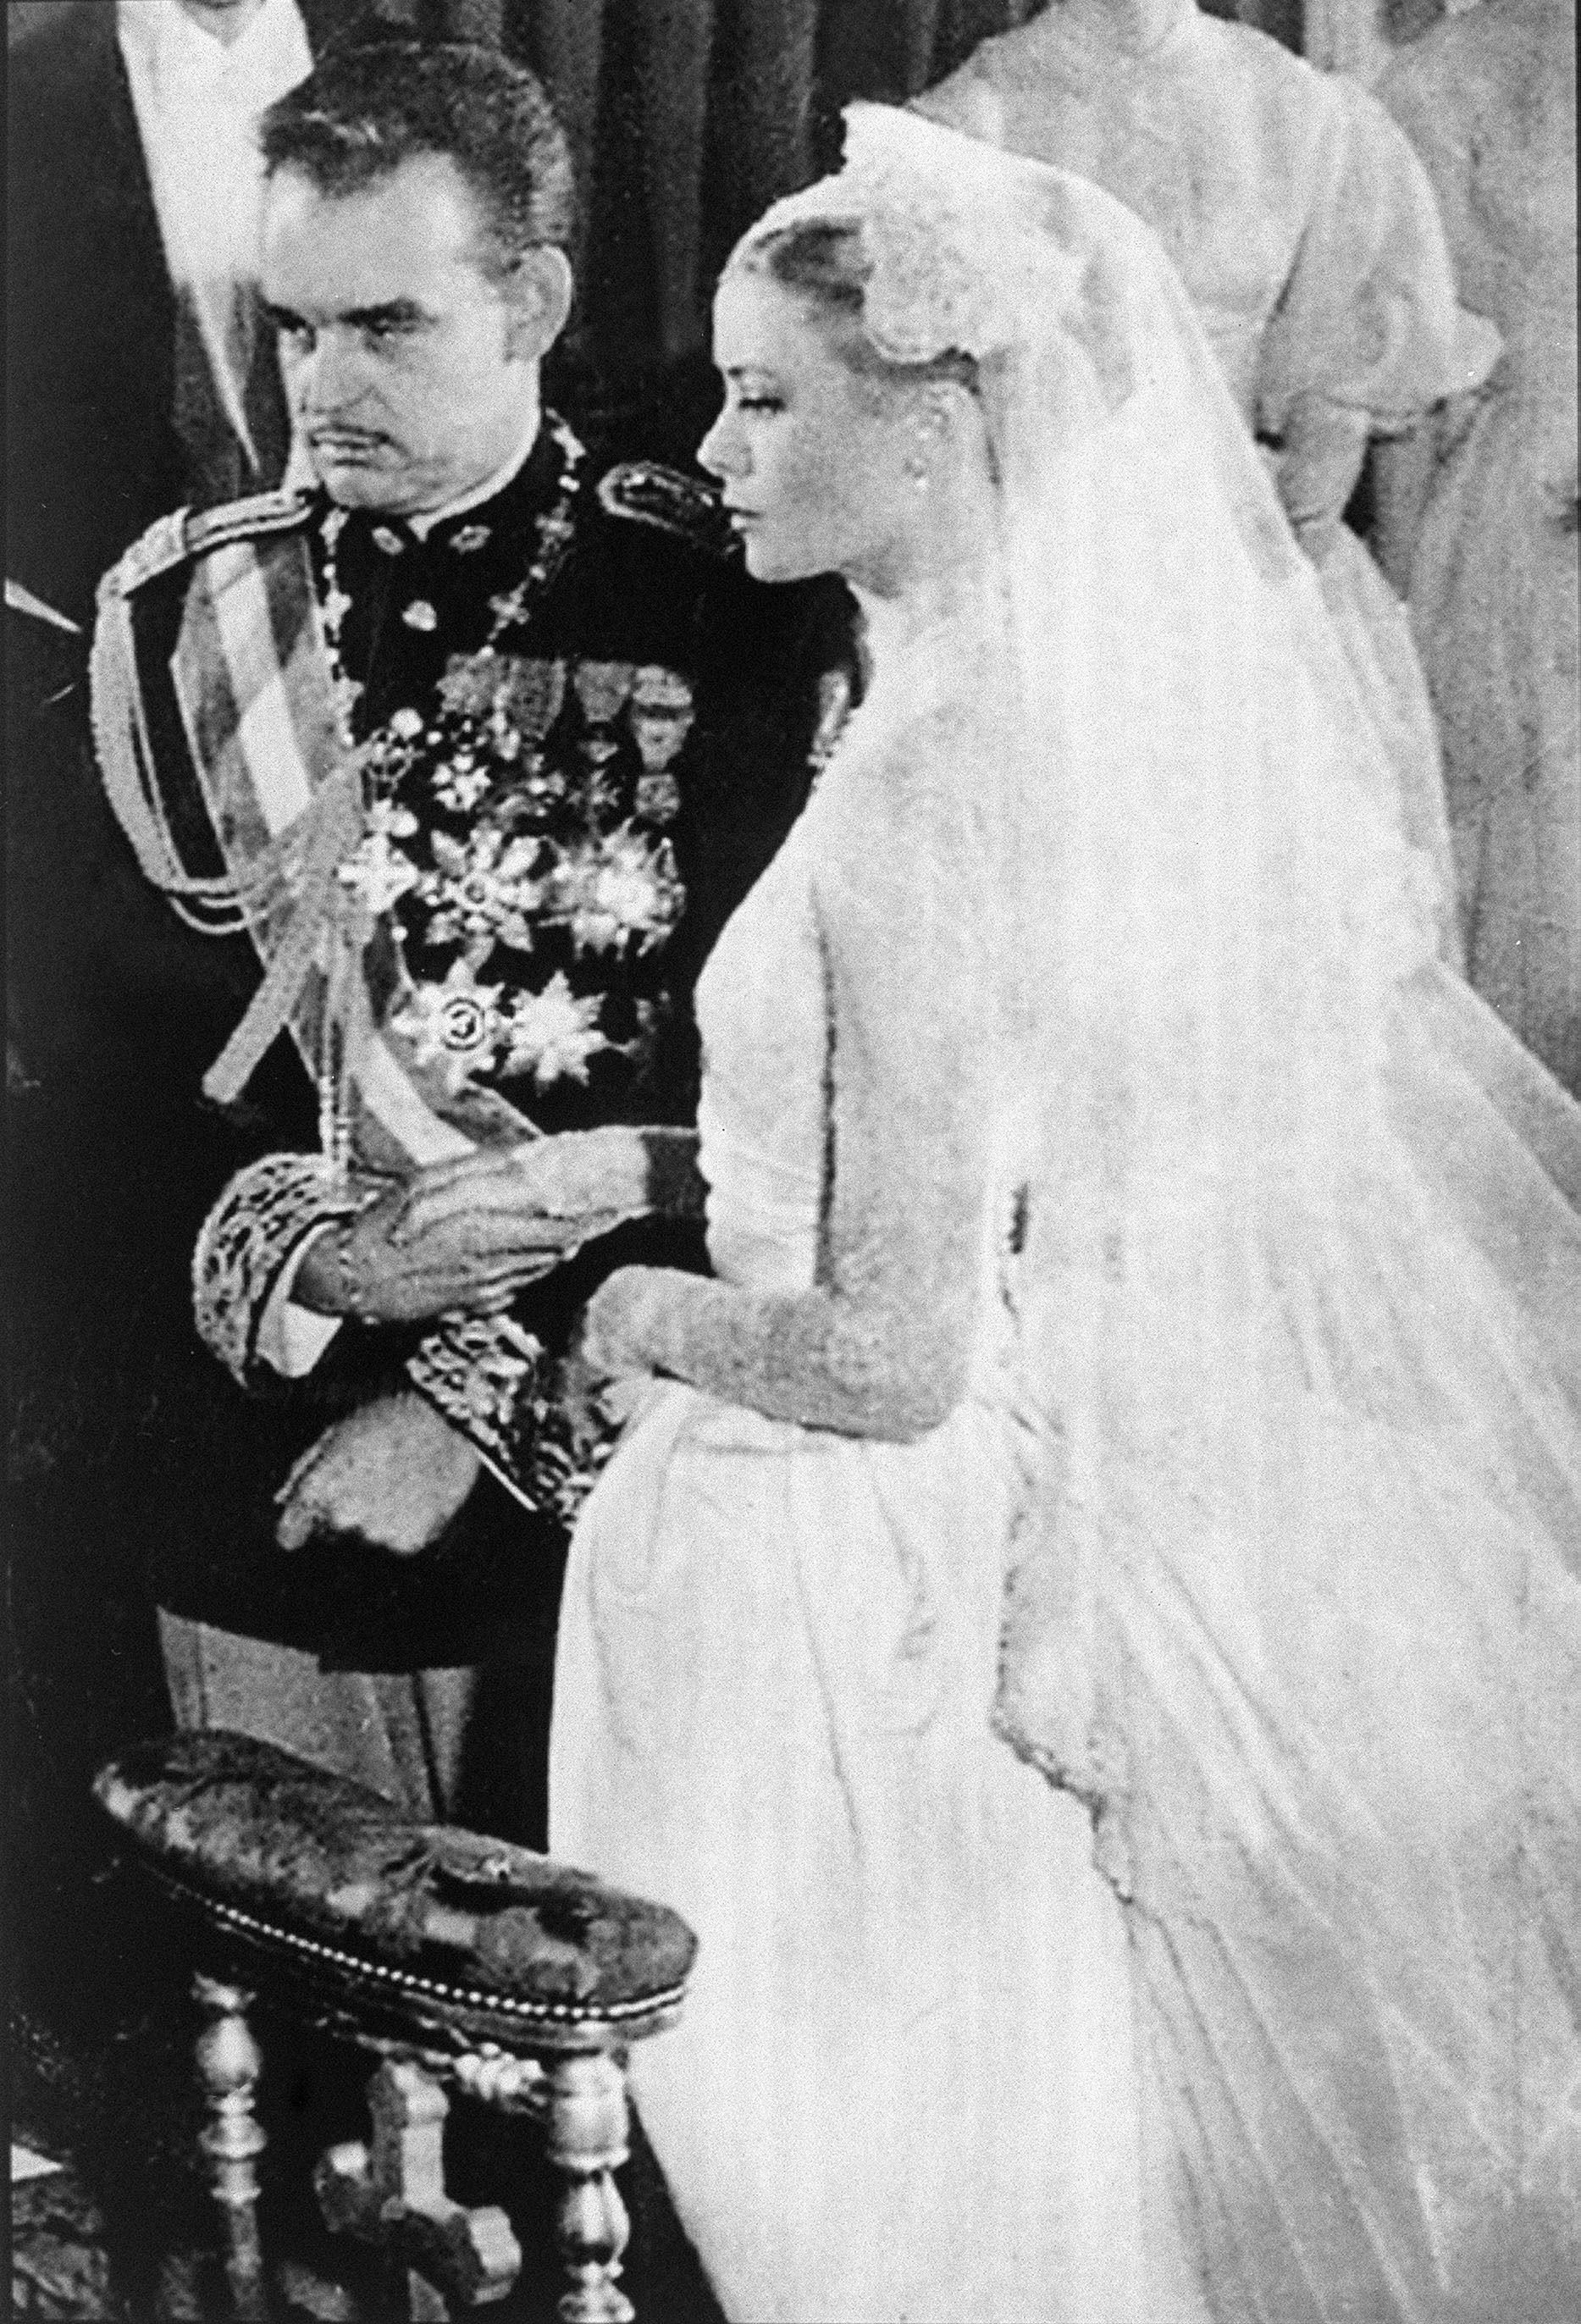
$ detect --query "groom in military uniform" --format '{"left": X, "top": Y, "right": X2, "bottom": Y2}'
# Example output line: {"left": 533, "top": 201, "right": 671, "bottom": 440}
{"left": 92, "top": 37, "right": 852, "bottom": 1840}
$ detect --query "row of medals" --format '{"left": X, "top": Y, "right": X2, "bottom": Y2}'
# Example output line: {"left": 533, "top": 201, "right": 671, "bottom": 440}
{"left": 427, "top": 651, "right": 699, "bottom": 838}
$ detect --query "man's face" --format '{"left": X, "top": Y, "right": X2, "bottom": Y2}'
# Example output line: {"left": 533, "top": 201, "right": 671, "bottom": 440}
{"left": 262, "top": 154, "right": 552, "bottom": 518}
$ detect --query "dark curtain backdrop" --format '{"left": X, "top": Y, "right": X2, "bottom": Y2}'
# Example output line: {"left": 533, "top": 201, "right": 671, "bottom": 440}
{"left": 7, "top": 0, "right": 1309, "bottom": 423}
{"left": 503, "top": 0, "right": 1306, "bottom": 375}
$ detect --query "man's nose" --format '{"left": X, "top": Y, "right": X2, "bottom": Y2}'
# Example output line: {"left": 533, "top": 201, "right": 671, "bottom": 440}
{"left": 698, "top": 409, "right": 744, "bottom": 480}
{"left": 294, "top": 329, "right": 372, "bottom": 417}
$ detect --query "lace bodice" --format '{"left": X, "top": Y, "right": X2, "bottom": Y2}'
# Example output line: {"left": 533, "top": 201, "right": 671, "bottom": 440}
{"left": 694, "top": 806, "right": 826, "bottom": 1297}
{"left": 609, "top": 614, "right": 1023, "bottom": 1441}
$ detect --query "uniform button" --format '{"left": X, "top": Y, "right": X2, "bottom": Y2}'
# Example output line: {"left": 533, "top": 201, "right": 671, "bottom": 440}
{"left": 402, "top": 600, "right": 439, "bottom": 632}
{"left": 372, "top": 526, "right": 406, "bottom": 556}
{"left": 450, "top": 524, "right": 492, "bottom": 554}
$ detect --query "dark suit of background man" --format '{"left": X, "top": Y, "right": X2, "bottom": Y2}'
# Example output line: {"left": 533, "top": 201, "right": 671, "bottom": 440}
{"left": 8, "top": 0, "right": 326, "bottom": 2042}
{"left": 5, "top": 0, "right": 509, "bottom": 631}
{"left": 11, "top": 0, "right": 318, "bottom": 630}
{"left": 86, "top": 37, "right": 854, "bottom": 1851}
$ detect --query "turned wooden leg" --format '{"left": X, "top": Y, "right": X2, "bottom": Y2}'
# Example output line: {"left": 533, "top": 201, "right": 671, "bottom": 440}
{"left": 193, "top": 1972, "right": 268, "bottom": 2322}
{"left": 545, "top": 2052, "right": 633, "bottom": 2324}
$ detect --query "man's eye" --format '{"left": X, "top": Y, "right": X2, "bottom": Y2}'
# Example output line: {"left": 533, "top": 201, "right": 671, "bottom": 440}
{"left": 738, "top": 396, "right": 784, "bottom": 415}
{"left": 365, "top": 317, "right": 417, "bottom": 345}
{"left": 274, "top": 319, "right": 313, "bottom": 348}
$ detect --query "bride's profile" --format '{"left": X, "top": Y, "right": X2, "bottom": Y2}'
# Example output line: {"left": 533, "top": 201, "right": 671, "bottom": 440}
{"left": 394, "top": 106, "right": 1581, "bottom": 2324}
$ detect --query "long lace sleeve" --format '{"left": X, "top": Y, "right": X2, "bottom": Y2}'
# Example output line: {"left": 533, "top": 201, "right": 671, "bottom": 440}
{"left": 601, "top": 724, "right": 1001, "bottom": 1441}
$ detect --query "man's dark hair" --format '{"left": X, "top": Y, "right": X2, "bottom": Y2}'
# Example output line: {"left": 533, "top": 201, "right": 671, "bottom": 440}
{"left": 259, "top": 43, "right": 575, "bottom": 275}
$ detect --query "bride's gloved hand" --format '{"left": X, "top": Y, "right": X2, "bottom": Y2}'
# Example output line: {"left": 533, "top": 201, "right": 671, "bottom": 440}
{"left": 388, "top": 1127, "right": 705, "bottom": 1251}
{"left": 291, "top": 1177, "right": 574, "bottom": 1325}
{"left": 389, "top": 1128, "right": 652, "bottom": 1251}
{"left": 556, "top": 1266, "right": 668, "bottom": 1458}
{"left": 577, "top": 1264, "right": 665, "bottom": 1377}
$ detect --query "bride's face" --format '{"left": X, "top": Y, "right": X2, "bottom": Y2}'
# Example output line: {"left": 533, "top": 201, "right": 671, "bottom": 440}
{"left": 699, "top": 273, "right": 936, "bottom": 591}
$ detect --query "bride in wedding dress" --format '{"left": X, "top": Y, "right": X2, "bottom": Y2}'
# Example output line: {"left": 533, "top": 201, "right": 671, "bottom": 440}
{"left": 395, "top": 107, "right": 1580, "bottom": 2323}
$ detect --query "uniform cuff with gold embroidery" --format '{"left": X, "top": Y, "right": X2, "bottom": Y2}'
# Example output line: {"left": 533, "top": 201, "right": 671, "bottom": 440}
{"left": 407, "top": 1312, "right": 616, "bottom": 1525}
{"left": 406, "top": 1312, "right": 547, "bottom": 1508}
{"left": 192, "top": 1154, "right": 368, "bottom": 1389}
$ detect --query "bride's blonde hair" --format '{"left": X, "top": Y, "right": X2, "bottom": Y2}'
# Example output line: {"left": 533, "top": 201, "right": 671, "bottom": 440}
{"left": 728, "top": 216, "right": 981, "bottom": 402}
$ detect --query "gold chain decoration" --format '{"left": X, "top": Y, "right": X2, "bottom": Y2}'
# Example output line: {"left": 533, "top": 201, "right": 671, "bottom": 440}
{"left": 309, "top": 417, "right": 591, "bottom": 1179}
{"left": 317, "top": 412, "right": 589, "bottom": 759}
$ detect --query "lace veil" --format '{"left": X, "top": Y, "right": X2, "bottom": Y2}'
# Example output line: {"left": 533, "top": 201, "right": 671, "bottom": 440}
{"left": 740, "top": 108, "right": 1581, "bottom": 2316}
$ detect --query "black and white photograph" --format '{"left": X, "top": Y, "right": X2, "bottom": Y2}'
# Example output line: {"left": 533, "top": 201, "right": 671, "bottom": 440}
{"left": 6, "top": 1, "right": 1578, "bottom": 2317}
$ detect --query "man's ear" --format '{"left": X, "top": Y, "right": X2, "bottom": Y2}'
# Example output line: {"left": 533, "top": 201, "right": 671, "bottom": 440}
{"left": 503, "top": 246, "right": 574, "bottom": 363}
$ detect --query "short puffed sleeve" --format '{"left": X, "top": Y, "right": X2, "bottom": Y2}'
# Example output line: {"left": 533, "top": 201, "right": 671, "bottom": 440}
{"left": 1258, "top": 75, "right": 1500, "bottom": 439}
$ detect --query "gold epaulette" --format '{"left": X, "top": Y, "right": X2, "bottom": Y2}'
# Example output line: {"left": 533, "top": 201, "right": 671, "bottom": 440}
{"left": 186, "top": 487, "right": 312, "bottom": 558}
{"left": 106, "top": 489, "right": 312, "bottom": 599}
{"left": 598, "top": 461, "right": 732, "bottom": 560}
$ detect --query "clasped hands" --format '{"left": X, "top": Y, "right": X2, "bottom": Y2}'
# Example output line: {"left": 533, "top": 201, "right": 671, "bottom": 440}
{"left": 295, "top": 1127, "right": 649, "bottom": 1326}
{"left": 277, "top": 1131, "right": 656, "bottom": 1557}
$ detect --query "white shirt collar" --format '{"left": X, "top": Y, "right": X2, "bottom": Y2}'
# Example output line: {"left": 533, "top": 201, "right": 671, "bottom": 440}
{"left": 118, "top": 0, "right": 312, "bottom": 116}
{"left": 118, "top": 0, "right": 312, "bottom": 468}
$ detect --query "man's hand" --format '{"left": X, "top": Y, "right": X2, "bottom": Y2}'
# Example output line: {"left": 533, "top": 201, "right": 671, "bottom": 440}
{"left": 293, "top": 1180, "right": 581, "bottom": 1325}
{"left": 275, "top": 1391, "right": 484, "bottom": 1556}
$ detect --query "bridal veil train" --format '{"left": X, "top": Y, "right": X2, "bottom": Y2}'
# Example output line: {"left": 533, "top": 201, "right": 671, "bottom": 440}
{"left": 550, "top": 108, "right": 1581, "bottom": 2322}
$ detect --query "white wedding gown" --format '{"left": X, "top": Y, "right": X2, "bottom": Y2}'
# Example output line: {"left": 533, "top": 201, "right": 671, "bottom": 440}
{"left": 550, "top": 777, "right": 1180, "bottom": 2324}
{"left": 546, "top": 617, "right": 1581, "bottom": 2323}
{"left": 550, "top": 108, "right": 1581, "bottom": 2324}
{"left": 547, "top": 691, "right": 1581, "bottom": 2323}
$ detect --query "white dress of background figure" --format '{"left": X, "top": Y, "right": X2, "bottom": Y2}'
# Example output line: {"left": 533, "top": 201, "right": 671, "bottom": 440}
{"left": 391, "top": 105, "right": 1581, "bottom": 2324}
{"left": 1381, "top": 0, "right": 1580, "bottom": 1093}
{"left": 918, "top": 0, "right": 1500, "bottom": 942}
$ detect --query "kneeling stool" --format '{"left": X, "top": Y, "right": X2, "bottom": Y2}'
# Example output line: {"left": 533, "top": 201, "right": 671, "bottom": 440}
{"left": 94, "top": 1732, "right": 697, "bottom": 2321}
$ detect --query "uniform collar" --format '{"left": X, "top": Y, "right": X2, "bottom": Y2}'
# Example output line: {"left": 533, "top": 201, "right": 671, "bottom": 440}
{"left": 408, "top": 417, "right": 541, "bottom": 540}
{"left": 316, "top": 417, "right": 575, "bottom": 567}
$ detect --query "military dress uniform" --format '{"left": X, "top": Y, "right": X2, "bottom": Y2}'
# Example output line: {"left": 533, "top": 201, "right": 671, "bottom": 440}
{"left": 91, "top": 416, "right": 855, "bottom": 1841}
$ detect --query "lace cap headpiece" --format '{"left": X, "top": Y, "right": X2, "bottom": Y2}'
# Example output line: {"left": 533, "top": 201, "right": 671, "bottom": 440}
{"left": 735, "top": 104, "right": 1115, "bottom": 377}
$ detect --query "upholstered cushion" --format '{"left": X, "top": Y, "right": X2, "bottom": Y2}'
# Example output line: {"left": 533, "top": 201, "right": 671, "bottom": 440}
{"left": 94, "top": 1732, "right": 695, "bottom": 2049}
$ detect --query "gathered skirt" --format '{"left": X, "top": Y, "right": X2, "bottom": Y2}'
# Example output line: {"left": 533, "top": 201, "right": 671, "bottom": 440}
{"left": 549, "top": 1379, "right": 1192, "bottom": 2324}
